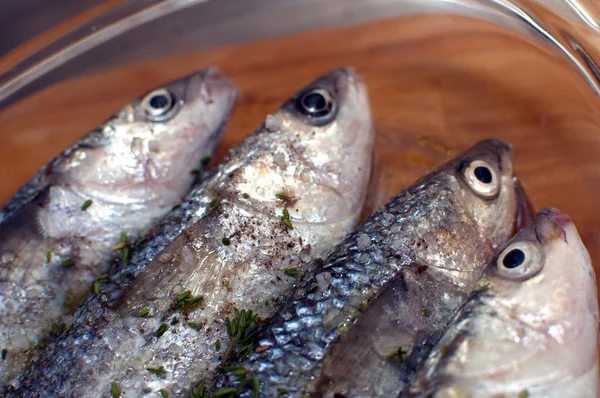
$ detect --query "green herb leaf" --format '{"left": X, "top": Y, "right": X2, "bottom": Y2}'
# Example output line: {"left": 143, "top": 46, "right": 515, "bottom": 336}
{"left": 172, "top": 203, "right": 182, "bottom": 210}
{"left": 388, "top": 347, "right": 408, "bottom": 363}
{"left": 280, "top": 208, "right": 293, "bottom": 229}
{"left": 138, "top": 308, "right": 150, "bottom": 317}
{"left": 1, "top": 349, "right": 6, "bottom": 360}
{"left": 143, "top": 387, "right": 152, "bottom": 393}
{"left": 275, "top": 193, "right": 286, "bottom": 200}
{"left": 215, "top": 339, "right": 221, "bottom": 351}
{"left": 190, "top": 383, "right": 209, "bottom": 398}
{"left": 122, "top": 246, "right": 130, "bottom": 266}
{"left": 97, "top": 273, "right": 109, "bottom": 282}
{"left": 155, "top": 323, "right": 168, "bottom": 338}
{"left": 191, "top": 168, "right": 201, "bottom": 183}
{"left": 189, "top": 322, "right": 202, "bottom": 330}
{"left": 224, "top": 366, "right": 247, "bottom": 377}
{"left": 518, "top": 390, "right": 529, "bottom": 398}
{"left": 175, "top": 290, "right": 191, "bottom": 302}
{"left": 277, "top": 387, "right": 288, "bottom": 396}
{"left": 284, "top": 268, "right": 299, "bottom": 277}
{"left": 146, "top": 366, "right": 167, "bottom": 376}
{"left": 252, "top": 376, "right": 260, "bottom": 398}
{"left": 51, "top": 323, "right": 60, "bottom": 334}
{"left": 185, "top": 296, "right": 203, "bottom": 308}
{"left": 62, "top": 258, "right": 74, "bottom": 267}
{"left": 421, "top": 307, "right": 431, "bottom": 317}
{"left": 160, "top": 388, "right": 169, "bottom": 397}
{"left": 440, "top": 345, "right": 448, "bottom": 357}
{"left": 81, "top": 199, "right": 93, "bottom": 211}
{"left": 113, "top": 242, "right": 128, "bottom": 250}
{"left": 111, "top": 382, "right": 120, "bottom": 398}
{"left": 46, "top": 252, "right": 52, "bottom": 263}
{"left": 214, "top": 387, "right": 237, "bottom": 397}
{"left": 222, "top": 237, "right": 231, "bottom": 246}
{"left": 201, "top": 156, "right": 211, "bottom": 166}
{"left": 208, "top": 198, "right": 220, "bottom": 208}
{"left": 93, "top": 281, "right": 100, "bottom": 294}
{"left": 64, "top": 324, "right": 73, "bottom": 334}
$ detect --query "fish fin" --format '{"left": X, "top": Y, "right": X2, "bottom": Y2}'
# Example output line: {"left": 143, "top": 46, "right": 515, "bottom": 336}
{"left": 116, "top": 212, "right": 222, "bottom": 311}
{"left": 0, "top": 190, "right": 49, "bottom": 278}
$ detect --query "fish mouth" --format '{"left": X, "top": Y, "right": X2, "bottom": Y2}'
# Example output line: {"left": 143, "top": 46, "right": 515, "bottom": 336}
{"left": 552, "top": 212, "right": 572, "bottom": 243}
{"left": 513, "top": 176, "right": 535, "bottom": 234}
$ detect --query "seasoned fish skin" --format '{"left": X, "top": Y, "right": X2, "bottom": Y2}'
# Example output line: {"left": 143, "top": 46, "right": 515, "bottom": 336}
{"left": 11, "top": 67, "right": 374, "bottom": 398}
{"left": 215, "top": 139, "right": 520, "bottom": 397}
{"left": 0, "top": 68, "right": 237, "bottom": 389}
{"left": 406, "top": 209, "right": 599, "bottom": 398}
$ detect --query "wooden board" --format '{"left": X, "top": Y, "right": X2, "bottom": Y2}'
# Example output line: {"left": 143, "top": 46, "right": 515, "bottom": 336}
{"left": 2, "top": 14, "right": 600, "bottom": 291}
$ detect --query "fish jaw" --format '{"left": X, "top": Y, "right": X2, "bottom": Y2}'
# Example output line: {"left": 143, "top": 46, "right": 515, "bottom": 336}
{"left": 409, "top": 210, "right": 599, "bottom": 397}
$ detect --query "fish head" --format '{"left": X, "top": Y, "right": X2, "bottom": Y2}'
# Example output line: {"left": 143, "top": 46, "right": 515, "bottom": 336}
{"left": 64, "top": 68, "right": 237, "bottom": 206}
{"left": 451, "top": 139, "right": 519, "bottom": 252}
{"left": 264, "top": 67, "right": 374, "bottom": 234}
{"left": 479, "top": 207, "right": 598, "bottom": 390}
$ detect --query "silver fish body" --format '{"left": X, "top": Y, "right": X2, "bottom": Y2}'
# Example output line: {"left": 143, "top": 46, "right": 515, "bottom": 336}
{"left": 406, "top": 208, "right": 599, "bottom": 398}
{"left": 0, "top": 68, "right": 237, "bottom": 389}
{"left": 11, "top": 67, "right": 374, "bottom": 397}
{"left": 215, "top": 139, "right": 522, "bottom": 398}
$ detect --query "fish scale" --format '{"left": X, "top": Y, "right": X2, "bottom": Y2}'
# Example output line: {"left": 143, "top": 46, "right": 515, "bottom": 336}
{"left": 215, "top": 139, "right": 522, "bottom": 397}
{"left": 11, "top": 67, "right": 374, "bottom": 397}
{"left": 0, "top": 68, "right": 237, "bottom": 391}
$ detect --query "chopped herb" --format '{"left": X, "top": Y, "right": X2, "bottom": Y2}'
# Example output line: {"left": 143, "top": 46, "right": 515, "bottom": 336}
{"left": 222, "top": 308, "right": 260, "bottom": 365}
{"left": 215, "top": 339, "right": 221, "bottom": 351}
{"left": 97, "top": 273, "right": 109, "bottom": 282}
{"left": 81, "top": 199, "right": 93, "bottom": 211}
{"left": 277, "top": 387, "right": 288, "bottom": 396}
{"left": 201, "top": 156, "right": 211, "bottom": 166}
{"left": 189, "top": 322, "right": 202, "bottom": 330}
{"left": 146, "top": 366, "right": 167, "bottom": 376}
{"left": 138, "top": 308, "right": 150, "bottom": 317}
{"left": 113, "top": 242, "right": 128, "bottom": 250}
{"left": 190, "top": 383, "right": 209, "bottom": 398}
{"left": 280, "top": 208, "right": 293, "bottom": 229}
{"left": 120, "top": 272, "right": 127, "bottom": 283}
{"left": 93, "top": 281, "right": 101, "bottom": 294}
{"left": 64, "top": 324, "right": 73, "bottom": 334}
{"left": 185, "top": 296, "right": 204, "bottom": 308}
{"left": 61, "top": 258, "right": 74, "bottom": 266}
{"left": 111, "top": 381, "right": 120, "bottom": 398}
{"left": 155, "top": 323, "right": 168, "bottom": 338}
{"left": 143, "top": 387, "right": 152, "bottom": 393}
{"left": 225, "top": 366, "right": 248, "bottom": 377}
{"left": 222, "top": 237, "right": 231, "bottom": 246}
{"left": 214, "top": 387, "right": 237, "bottom": 397}
{"left": 46, "top": 251, "right": 52, "bottom": 263}
{"left": 252, "top": 376, "right": 260, "bottom": 398}
{"left": 191, "top": 168, "right": 201, "bottom": 183}
{"left": 175, "top": 290, "right": 192, "bottom": 302}
{"left": 172, "top": 203, "right": 181, "bottom": 210}
{"left": 51, "top": 323, "right": 60, "bottom": 334}
{"left": 518, "top": 390, "right": 529, "bottom": 398}
{"left": 1, "top": 349, "right": 6, "bottom": 360}
{"left": 122, "top": 246, "right": 130, "bottom": 266}
{"left": 440, "top": 345, "right": 448, "bottom": 357}
{"left": 284, "top": 268, "right": 299, "bottom": 277}
{"left": 275, "top": 193, "right": 286, "bottom": 200}
{"left": 479, "top": 281, "right": 490, "bottom": 290}
{"left": 388, "top": 347, "right": 408, "bottom": 363}
{"left": 208, "top": 198, "right": 221, "bottom": 208}
{"left": 160, "top": 388, "right": 169, "bottom": 397}
{"left": 422, "top": 307, "right": 431, "bottom": 317}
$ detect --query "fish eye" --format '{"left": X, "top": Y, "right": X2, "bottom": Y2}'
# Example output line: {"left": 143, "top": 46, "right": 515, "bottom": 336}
{"left": 463, "top": 160, "right": 500, "bottom": 198}
{"left": 141, "top": 89, "right": 178, "bottom": 121}
{"left": 496, "top": 241, "right": 544, "bottom": 280}
{"left": 297, "top": 88, "right": 335, "bottom": 119}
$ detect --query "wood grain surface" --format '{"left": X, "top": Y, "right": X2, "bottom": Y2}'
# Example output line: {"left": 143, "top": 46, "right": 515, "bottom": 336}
{"left": 1, "top": 14, "right": 600, "bottom": 290}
